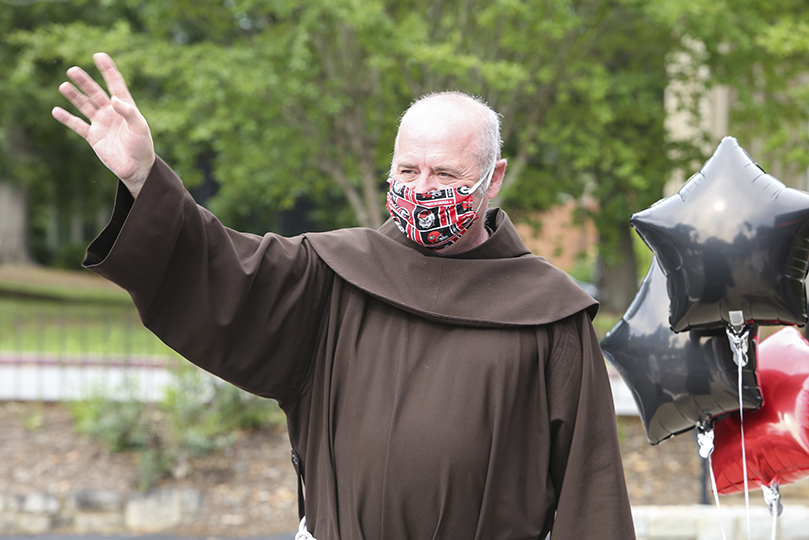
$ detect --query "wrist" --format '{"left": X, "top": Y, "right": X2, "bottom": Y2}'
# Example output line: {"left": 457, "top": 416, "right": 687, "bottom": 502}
{"left": 121, "top": 155, "right": 155, "bottom": 200}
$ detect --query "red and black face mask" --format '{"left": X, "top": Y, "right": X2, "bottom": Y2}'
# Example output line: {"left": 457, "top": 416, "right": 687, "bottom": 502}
{"left": 385, "top": 171, "right": 490, "bottom": 249}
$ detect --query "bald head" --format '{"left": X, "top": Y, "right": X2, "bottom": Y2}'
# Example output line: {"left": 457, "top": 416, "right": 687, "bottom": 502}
{"left": 393, "top": 92, "right": 502, "bottom": 178}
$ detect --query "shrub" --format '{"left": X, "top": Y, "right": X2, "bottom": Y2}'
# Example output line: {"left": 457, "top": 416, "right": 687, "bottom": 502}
{"left": 70, "top": 363, "right": 286, "bottom": 491}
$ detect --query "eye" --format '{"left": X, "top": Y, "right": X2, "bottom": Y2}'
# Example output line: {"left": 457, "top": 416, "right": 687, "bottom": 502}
{"left": 436, "top": 171, "right": 458, "bottom": 183}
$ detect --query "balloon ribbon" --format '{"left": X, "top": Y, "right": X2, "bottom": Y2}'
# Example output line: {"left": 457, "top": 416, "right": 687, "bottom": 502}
{"left": 698, "top": 422, "right": 729, "bottom": 540}
{"left": 762, "top": 484, "right": 782, "bottom": 540}
{"left": 727, "top": 312, "right": 751, "bottom": 540}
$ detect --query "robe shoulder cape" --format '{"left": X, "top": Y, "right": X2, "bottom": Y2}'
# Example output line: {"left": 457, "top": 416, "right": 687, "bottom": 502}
{"left": 84, "top": 158, "right": 635, "bottom": 540}
{"left": 304, "top": 212, "right": 598, "bottom": 328}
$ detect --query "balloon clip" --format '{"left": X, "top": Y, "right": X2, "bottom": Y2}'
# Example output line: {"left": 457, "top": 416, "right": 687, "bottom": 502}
{"left": 726, "top": 311, "right": 750, "bottom": 367}
{"left": 762, "top": 483, "right": 783, "bottom": 517}
{"left": 697, "top": 421, "right": 715, "bottom": 459}
{"left": 729, "top": 310, "right": 745, "bottom": 332}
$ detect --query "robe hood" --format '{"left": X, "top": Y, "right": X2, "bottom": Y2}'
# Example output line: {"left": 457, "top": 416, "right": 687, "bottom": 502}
{"left": 305, "top": 208, "right": 598, "bottom": 327}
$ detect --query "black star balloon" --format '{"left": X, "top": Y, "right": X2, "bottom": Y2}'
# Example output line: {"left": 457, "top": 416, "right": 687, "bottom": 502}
{"left": 601, "top": 258, "right": 762, "bottom": 445}
{"left": 630, "top": 137, "right": 809, "bottom": 333}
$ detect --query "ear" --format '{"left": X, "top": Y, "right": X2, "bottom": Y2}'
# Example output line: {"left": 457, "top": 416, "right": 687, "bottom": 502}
{"left": 485, "top": 159, "right": 507, "bottom": 200}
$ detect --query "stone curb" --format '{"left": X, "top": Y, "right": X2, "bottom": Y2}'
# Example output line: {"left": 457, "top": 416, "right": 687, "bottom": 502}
{"left": 0, "top": 488, "right": 202, "bottom": 535}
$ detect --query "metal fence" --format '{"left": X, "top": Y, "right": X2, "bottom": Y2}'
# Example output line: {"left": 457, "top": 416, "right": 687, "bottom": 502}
{"left": 0, "top": 304, "right": 639, "bottom": 412}
{"left": 0, "top": 307, "right": 179, "bottom": 402}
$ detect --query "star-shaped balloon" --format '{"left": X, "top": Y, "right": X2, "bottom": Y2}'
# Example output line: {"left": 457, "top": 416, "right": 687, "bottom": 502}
{"left": 601, "top": 257, "right": 762, "bottom": 444}
{"left": 712, "top": 326, "right": 809, "bottom": 494}
{"left": 630, "top": 137, "right": 809, "bottom": 333}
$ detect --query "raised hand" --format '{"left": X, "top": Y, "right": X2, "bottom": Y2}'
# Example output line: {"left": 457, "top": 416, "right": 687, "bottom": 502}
{"left": 52, "top": 53, "right": 155, "bottom": 199}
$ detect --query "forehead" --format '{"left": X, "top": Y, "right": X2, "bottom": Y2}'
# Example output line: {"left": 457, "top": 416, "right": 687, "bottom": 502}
{"left": 393, "top": 98, "right": 483, "bottom": 170}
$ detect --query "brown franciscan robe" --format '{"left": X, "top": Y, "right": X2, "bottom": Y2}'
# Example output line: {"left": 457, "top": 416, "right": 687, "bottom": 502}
{"left": 84, "top": 158, "right": 636, "bottom": 540}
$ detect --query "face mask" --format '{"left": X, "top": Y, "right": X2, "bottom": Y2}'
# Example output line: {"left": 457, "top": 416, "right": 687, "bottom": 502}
{"left": 386, "top": 168, "right": 492, "bottom": 249}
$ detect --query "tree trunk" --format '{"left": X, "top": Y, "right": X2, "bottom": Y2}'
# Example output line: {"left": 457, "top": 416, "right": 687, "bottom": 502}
{"left": 596, "top": 224, "right": 638, "bottom": 314}
{"left": 0, "top": 180, "right": 32, "bottom": 265}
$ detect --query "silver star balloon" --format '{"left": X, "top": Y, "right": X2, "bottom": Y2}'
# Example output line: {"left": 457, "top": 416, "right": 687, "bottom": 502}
{"left": 631, "top": 136, "right": 809, "bottom": 333}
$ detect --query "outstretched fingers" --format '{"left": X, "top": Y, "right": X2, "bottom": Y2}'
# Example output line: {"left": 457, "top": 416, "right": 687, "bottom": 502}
{"left": 65, "top": 65, "right": 110, "bottom": 111}
{"left": 94, "top": 52, "right": 135, "bottom": 103}
{"left": 58, "top": 80, "right": 99, "bottom": 121}
{"left": 51, "top": 106, "right": 90, "bottom": 139}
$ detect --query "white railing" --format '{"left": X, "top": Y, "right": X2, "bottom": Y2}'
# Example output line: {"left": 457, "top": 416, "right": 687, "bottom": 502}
{"left": 0, "top": 351, "right": 176, "bottom": 402}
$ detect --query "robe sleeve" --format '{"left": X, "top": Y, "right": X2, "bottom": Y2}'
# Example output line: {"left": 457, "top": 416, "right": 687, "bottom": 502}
{"left": 83, "top": 157, "right": 332, "bottom": 406}
{"left": 545, "top": 312, "right": 636, "bottom": 539}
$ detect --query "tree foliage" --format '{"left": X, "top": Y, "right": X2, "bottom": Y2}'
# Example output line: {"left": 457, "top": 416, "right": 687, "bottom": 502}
{"left": 3, "top": 0, "right": 809, "bottom": 310}
{"left": 655, "top": 0, "right": 809, "bottom": 173}
{"left": 4, "top": 0, "right": 674, "bottom": 228}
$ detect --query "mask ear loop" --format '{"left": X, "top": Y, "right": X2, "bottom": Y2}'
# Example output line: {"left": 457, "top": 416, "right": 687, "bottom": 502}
{"left": 471, "top": 164, "right": 496, "bottom": 215}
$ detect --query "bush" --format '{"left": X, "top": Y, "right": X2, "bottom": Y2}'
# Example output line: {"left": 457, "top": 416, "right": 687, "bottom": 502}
{"left": 70, "top": 363, "right": 286, "bottom": 491}
{"left": 70, "top": 397, "right": 150, "bottom": 452}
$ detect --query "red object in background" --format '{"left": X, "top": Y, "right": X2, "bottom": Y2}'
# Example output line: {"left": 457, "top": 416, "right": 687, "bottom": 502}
{"left": 712, "top": 326, "right": 809, "bottom": 494}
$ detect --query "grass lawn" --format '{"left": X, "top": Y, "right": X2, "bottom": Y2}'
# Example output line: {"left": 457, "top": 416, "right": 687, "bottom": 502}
{"left": 0, "top": 297, "right": 176, "bottom": 356}
{"left": 0, "top": 265, "right": 176, "bottom": 357}
{"left": 0, "top": 264, "right": 624, "bottom": 356}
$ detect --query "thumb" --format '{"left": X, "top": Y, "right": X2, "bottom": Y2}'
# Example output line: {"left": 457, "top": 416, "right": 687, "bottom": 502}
{"left": 111, "top": 96, "right": 151, "bottom": 135}
{"left": 111, "top": 96, "right": 143, "bottom": 124}
{"left": 110, "top": 95, "right": 128, "bottom": 116}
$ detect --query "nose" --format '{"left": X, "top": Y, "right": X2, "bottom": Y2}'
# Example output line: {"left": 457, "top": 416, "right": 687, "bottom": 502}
{"left": 410, "top": 172, "right": 442, "bottom": 193}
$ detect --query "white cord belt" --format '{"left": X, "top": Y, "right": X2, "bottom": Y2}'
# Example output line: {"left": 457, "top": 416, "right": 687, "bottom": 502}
{"left": 295, "top": 517, "right": 316, "bottom": 540}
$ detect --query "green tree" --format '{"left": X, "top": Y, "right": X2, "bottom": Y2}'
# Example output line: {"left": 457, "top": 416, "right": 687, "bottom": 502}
{"left": 0, "top": 0, "right": 689, "bottom": 309}
{"left": 488, "top": 0, "right": 679, "bottom": 311}
{"left": 653, "top": 0, "right": 809, "bottom": 178}
{"left": 6, "top": 0, "right": 809, "bottom": 312}
{"left": 0, "top": 1, "right": 140, "bottom": 264}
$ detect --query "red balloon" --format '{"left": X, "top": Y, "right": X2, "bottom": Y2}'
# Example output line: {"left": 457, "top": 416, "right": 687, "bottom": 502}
{"left": 712, "top": 327, "right": 809, "bottom": 494}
